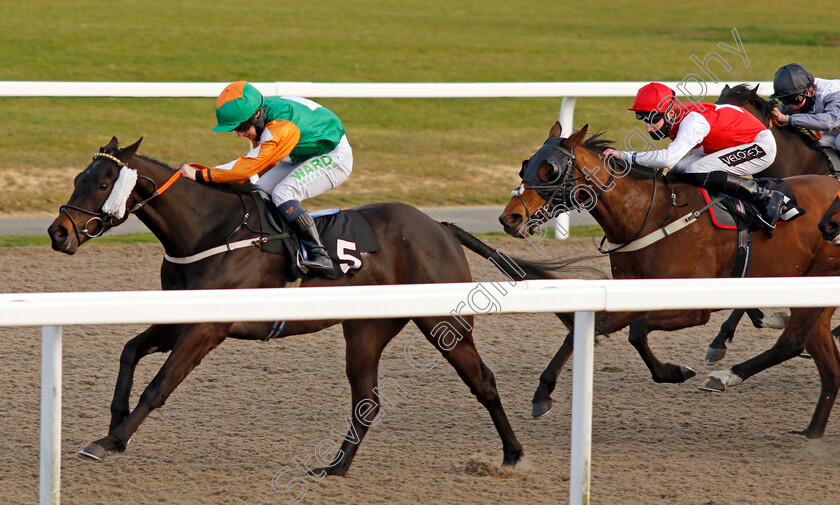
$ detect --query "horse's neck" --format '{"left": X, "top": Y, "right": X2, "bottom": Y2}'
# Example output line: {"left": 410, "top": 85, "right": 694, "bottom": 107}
{"left": 577, "top": 155, "right": 668, "bottom": 243}
{"left": 132, "top": 159, "right": 247, "bottom": 256}
{"left": 767, "top": 128, "right": 829, "bottom": 177}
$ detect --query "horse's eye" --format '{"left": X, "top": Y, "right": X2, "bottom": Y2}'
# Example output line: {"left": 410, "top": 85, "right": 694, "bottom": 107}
{"left": 99, "top": 183, "right": 109, "bottom": 190}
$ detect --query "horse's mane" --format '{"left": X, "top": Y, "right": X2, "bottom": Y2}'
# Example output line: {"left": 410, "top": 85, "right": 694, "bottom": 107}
{"left": 577, "top": 132, "right": 660, "bottom": 179}
{"left": 718, "top": 84, "right": 823, "bottom": 151}
{"left": 135, "top": 154, "right": 256, "bottom": 195}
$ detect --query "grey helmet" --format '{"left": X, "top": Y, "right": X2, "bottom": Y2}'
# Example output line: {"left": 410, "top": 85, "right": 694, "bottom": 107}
{"left": 770, "top": 63, "right": 815, "bottom": 104}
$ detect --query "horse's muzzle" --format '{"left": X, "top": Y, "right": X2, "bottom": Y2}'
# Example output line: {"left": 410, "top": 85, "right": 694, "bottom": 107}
{"left": 48, "top": 216, "right": 79, "bottom": 254}
{"left": 498, "top": 212, "right": 537, "bottom": 238}
{"left": 818, "top": 219, "right": 840, "bottom": 246}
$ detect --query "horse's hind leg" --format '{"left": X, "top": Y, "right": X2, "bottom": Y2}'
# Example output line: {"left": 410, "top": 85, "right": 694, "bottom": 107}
{"left": 791, "top": 309, "right": 840, "bottom": 438}
{"left": 628, "top": 315, "right": 701, "bottom": 383}
{"left": 701, "top": 308, "right": 827, "bottom": 394}
{"left": 532, "top": 330, "right": 572, "bottom": 419}
{"left": 109, "top": 324, "right": 178, "bottom": 432}
{"left": 314, "top": 318, "right": 409, "bottom": 476}
{"left": 415, "top": 316, "right": 523, "bottom": 467}
{"left": 79, "top": 323, "right": 229, "bottom": 461}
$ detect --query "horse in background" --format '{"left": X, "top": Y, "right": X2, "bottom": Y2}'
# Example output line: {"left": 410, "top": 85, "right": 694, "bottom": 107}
{"left": 498, "top": 122, "right": 840, "bottom": 438}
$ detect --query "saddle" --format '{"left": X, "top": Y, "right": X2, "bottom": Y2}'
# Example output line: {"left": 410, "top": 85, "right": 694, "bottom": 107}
{"left": 820, "top": 146, "right": 840, "bottom": 177}
{"left": 698, "top": 179, "right": 806, "bottom": 233}
{"left": 699, "top": 180, "right": 806, "bottom": 278}
{"left": 250, "top": 191, "right": 381, "bottom": 280}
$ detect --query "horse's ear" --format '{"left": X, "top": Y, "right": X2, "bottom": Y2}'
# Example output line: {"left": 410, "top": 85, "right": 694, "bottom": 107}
{"left": 566, "top": 124, "right": 589, "bottom": 149}
{"left": 100, "top": 136, "right": 119, "bottom": 153}
{"left": 549, "top": 121, "right": 562, "bottom": 138}
{"left": 118, "top": 137, "right": 143, "bottom": 162}
{"left": 752, "top": 84, "right": 761, "bottom": 96}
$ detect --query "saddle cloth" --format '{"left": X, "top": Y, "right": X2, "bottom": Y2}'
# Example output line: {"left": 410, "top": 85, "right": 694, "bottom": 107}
{"left": 698, "top": 179, "right": 806, "bottom": 232}
{"left": 252, "top": 192, "right": 380, "bottom": 279}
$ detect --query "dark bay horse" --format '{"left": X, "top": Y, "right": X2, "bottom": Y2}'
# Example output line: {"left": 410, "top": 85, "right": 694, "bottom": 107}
{"left": 47, "top": 137, "right": 559, "bottom": 474}
{"left": 705, "top": 84, "right": 836, "bottom": 360}
{"left": 497, "top": 123, "right": 840, "bottom": 438}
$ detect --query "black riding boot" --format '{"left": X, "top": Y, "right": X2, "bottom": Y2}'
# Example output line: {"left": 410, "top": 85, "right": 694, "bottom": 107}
{"left": 680, "top": 171, "right": 786, "bottom": 229}
{"left": 718, "top": 173, "right": 786, "bottom": 229}
{"left": 291, "top": 212, "right": 336, "bottom": 276}
{"left": 278, "top": 200, "right": 336, "bottom": 277}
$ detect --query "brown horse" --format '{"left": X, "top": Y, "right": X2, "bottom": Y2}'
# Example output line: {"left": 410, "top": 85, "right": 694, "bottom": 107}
{"left": 47, "top": 137, "right": 564, "bottom": 474}
{"left": 497, "top": 122, "right": 840, "bottom": 438}
{"left": 705, "top": 84, "right": 837, "bottom": 359}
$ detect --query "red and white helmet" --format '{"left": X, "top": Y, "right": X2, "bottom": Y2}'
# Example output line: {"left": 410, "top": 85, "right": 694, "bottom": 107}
{"left": 628, "top": 82, "right": 677, "bottom": 114}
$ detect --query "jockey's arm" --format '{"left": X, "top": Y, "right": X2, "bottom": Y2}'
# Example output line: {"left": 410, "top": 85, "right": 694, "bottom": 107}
{"left": 618, "top": 112, "right": 710, "bottom": 169}
{"left": 193, "top": 121, "right": 302, "bottom": 183}
{"left": 789, "top": 91, "right": 840, "bottom": 133}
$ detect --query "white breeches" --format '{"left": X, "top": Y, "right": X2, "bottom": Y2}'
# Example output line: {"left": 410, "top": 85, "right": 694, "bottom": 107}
{"left": 255, "top": 135, "right": 353, "bottom": 206}
{"left": 672, "top": 129, "right": 777, "bottom": 176}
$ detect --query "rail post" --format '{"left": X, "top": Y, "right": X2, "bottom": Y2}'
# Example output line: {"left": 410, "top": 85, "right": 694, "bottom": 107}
{"left": 569, "top": 311, "right": 595, "bottom": 505}
{"left": 40, "top": 325, "right": 62, "bottom": 505}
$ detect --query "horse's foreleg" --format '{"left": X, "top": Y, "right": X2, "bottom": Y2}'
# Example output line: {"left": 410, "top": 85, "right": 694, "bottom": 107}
{"left": 415, "top": 315, "right": 523, "bottom": 467}
{"left": 109, "top": 324, "right": 178, "bottom": 432}
{"left": 706, "top": 309, "right": 746, "bottom": 363}
{"left": 531, "top": 330, "right": 572, "bottom": 419}
{"left": 80, "top": 323, "right": 229, "bottom": 461}
{"left": 532, "top": 311, "right": 638, "bottom": 419}
{"left": 313, "top": 318, "right": 408, "bottom": 477}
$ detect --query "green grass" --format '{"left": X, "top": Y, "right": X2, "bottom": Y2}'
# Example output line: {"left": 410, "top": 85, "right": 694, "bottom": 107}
{"left": 2, "top": 0, "right": 839, "bottom": 214}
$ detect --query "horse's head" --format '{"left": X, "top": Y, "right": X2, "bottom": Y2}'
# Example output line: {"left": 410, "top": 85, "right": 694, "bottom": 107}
{"left": 48, "top": 137, "right": 143, "bottom": 254}
{"left": 499, "top": 122, "right": 597, "bottom": 237}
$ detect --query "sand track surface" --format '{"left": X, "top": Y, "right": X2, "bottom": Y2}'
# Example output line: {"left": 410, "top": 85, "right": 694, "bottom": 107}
{"left": 1, "top": 238, "right": 837, "bottom": 504}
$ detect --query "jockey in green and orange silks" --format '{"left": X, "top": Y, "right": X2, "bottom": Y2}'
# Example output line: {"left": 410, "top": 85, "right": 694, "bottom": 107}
{"left": 178, "top": 81, "right": 352, "bottom": 276}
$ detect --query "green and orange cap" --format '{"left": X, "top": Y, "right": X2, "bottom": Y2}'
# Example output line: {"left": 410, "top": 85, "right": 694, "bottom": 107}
{"left": 213, "top": 81, "right": 264, "bottom": 132}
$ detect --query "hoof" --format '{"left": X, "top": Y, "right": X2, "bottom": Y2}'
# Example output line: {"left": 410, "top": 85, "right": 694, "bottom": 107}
{"left": 698, "top": 376, "right": 726, "bottom": 393}
{"left": 309, "top": 466, "right": 345, "bottom": 477}
{"left": 78, "top": 442, "right": 109, "bottom": 461}
{"left": 799, "top": 352, "right": 812, "bottom": 359}
{"left": 531, "top": 398, "right": 553, "bottom": 419}
{"left": 680, "top": 365, "right": 697, "bottom": 381}
{"left": 705, "top": 347, "right": 727, "bottom": 363}
{"left": 762, "top": 311, "right": 790, "bottom": 329}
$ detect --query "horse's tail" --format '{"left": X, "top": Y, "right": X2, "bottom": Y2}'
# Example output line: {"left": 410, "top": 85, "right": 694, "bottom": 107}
{"left": 440, "top": 222, "right": 606, "bottom": 281}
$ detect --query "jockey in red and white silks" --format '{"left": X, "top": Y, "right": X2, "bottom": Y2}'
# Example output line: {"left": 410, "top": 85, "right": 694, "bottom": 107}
{"left": 605, "top": 82, "right": 786, "bottom": 230}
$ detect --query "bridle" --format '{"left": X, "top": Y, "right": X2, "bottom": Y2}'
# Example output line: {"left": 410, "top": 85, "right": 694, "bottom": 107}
{"left": 59, "top": 152, "right": 182, "bottom": 243}
{"left": 517, "top": 138, "right": 616, "bottom": 223}
{"left": 517, "top": 138, "right": 680, "bottom": 253}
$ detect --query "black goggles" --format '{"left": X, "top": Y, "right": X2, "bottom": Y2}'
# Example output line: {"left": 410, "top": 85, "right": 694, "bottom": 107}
{"left": 635, "top": 111, "right": 665, "bottom": 124}
{"left": 234, "top": 119, "right": 253, "bottom": 132}
{"left": 780, "top": 94, "right": 806, "bottom": 106}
